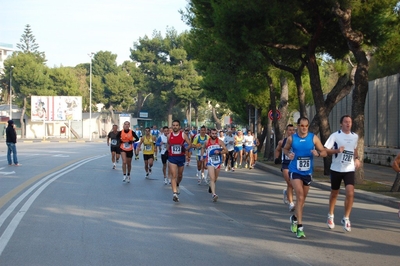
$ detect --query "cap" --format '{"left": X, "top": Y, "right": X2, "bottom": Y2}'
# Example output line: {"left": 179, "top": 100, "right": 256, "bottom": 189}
{"left": 8, "top": 120, "right": 14, "bottom": 125}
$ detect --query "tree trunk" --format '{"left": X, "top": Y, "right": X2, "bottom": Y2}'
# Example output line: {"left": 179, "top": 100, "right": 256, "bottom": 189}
{"left": 266, "top": 73, "right": 280, "bottom": 149}
{"left": 211, "top": 105, "right": 222, "bottom": 130}
{"left": 333, "top": 4, "right": 368, "bottom": 184}
{"left": 293, "top": 68, "right": 307, "bottom": 118}
{"left": 20, "top": 97, "right": 27, "bottom": 138}
{"left": 278, "top": 76, "right": 289, "bottom": 138}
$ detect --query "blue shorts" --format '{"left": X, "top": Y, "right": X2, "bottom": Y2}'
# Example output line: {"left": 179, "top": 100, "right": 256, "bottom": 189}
{"left": 244, "top": 146, "right": 253, "bottom": 153}
{"left": 281, "top": 163, "right": 289, "bottom": 171}
{"left": 168, "top": 155, "right": 186, "bottom": 167}
{"left": 133, "top": 142, "right": 139, "bottom": 150}
{"left": 289, "top": 172, "right": 312, "bottom": 186}
{"left": 197, "top": 155, "right": 206, "bottom": 161}
{"left": 234, "top": 146, "right": 243, "bottom": 152}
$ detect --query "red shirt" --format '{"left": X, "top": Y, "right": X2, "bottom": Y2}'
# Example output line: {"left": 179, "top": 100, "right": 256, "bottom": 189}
{"left": 168, "top": 131, "right": 185, "bottom": 156}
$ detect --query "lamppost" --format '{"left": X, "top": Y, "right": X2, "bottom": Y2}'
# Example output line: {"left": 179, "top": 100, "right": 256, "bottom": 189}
{"left": 88, "top": 53, "right": 94, "bottom": 141}
{"left": 9, "top": 65, "right": 14, "bottom": 120}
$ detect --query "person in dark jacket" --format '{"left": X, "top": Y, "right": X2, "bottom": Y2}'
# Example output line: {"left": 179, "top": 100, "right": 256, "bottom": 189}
{"left": 6, "top": 120, "right": 19, "bottom": 166}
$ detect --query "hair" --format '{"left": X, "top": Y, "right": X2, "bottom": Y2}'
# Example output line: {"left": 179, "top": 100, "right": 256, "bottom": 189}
{"left": 145, "top": 127, "right": 150, "bottom": 130}
{"left": 200, "top": 125, "right": 206, "bottom": 130}
{"left": 112, "top": 124, "right": 118, "bottom": 127}
{"left": 340, "top": 115, "right": 352, "bottom": 124}
{"left": 297, "top": 117, "right": 309, "bottom": 125}
{"left": 162, "top": 126, "right": 169, "bottom": 130}
{"left": 172, "top": 119, "right": 180, "bottom": 126}
{"left": 286, "top": 124, "right": 294, "bottom": 129}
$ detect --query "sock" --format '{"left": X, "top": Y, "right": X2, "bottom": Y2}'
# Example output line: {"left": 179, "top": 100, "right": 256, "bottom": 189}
{"left": 197, "top": 170, "right": 201, "bottom": 178}
{"left": 298, "top": 224, "right": 303, "bottom": 229}
{"left": 204, "top": 170, "right": 208, "bottom": 179}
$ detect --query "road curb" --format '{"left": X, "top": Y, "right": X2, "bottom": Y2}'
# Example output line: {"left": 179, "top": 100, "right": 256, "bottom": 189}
{"left": 255, "top": 162, "right": 400, "bottom": 209}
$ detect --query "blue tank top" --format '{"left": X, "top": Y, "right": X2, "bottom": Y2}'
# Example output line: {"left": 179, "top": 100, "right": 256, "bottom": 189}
{"left": 281, "top": 138, "right": 291, "bottom": 164}
{"left": 289, "top": 133, "right": 315, "bottom": 176}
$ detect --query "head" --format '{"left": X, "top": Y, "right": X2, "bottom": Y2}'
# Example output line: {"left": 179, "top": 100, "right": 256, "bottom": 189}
{"left": 227, "top": 130, "right": 232, "bottom": 136}
{"left": 145, "top": 127, "right": 151, "bottom": 135}
{"left": 152, "top": 125, "right": 157, "bottom": 129}
{"left": 210, "top": 128, "right": 218, "bottom": 140}
{"left": 219, "top": 130, "right": 224, "bottom": 137}
{"left": 297, "top": 117, "right": 309, "bottom": 135}
{"left": 340, "top": 115, "right": 352, "bottom": 132}
{"left": 247, "top": 130, "right": 252, "bottom": 136}
{"left": 172, "top": 120, "right": 181, "bottom": 133}
{"left": 162, "top": 126, "right": 169, "bottom": 135}
{"left": 184, "top": 127, "right": 189, "bottom": 135}
{"left": 200, "top": 125, "right": 206, "bottom": 136}
{"left": 285, "top": 124, "right": 295, "bottom": 137}
{"left": 8, "top": 120, "right": 14, "bottom": 127}
{"left": 123, "top": 121, "right": 131, "bottom": 131}
{"left": 112, "top": 124, "right": 118, "bottom": 132}
{"left": 237, "top": 130, "right": 242, "bottom": 136}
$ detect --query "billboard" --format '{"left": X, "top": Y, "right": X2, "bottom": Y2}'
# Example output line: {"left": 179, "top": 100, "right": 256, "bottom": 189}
{"left": 31, "top": 96, "right": 82, "bottom": 121}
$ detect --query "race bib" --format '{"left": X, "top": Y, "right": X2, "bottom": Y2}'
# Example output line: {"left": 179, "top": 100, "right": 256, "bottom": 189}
{"left": 172, "top": 145, "right": 182, "bottom": 154}
{"left": 111, "top": 139, "right": 117, "bottom": 145}
{"left": 145, "top": 144, "right": 152, "bottom": 151}
{"left": 210, "top": 155, "right": 221, "bottom": 164}
{"left": 123, "top": 142, "right": 131, "bottom": 149}
{"left": 297, "top": 156, "right": 311, "bottom": 171}
{"left": 341, "top": 150, "right": 354, "bottom": 164}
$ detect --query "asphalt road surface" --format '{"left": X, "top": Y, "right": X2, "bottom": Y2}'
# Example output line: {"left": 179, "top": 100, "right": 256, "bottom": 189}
{"left": 0, "top": 142, "right": 398, "bottom": 266}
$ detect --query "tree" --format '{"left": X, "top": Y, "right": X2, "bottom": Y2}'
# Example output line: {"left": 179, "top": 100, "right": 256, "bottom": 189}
{"left": 16, "top": 24, "right": 46, "bottom": 62}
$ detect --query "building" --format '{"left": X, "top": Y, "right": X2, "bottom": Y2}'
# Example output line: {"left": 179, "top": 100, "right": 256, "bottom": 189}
{"left": 0, "top": 42, "right": 15, "bottom": 74}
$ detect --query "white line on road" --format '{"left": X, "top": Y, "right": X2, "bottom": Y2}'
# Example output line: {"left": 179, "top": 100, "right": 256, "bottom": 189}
{"left": 209, "top": 207, "right": 244, "bottom": 227}
{"left": 0, "top": 155, "right": 106, "bottom": 257}
{"left": 180, "top": 185, "right": 194, "bottom": 196}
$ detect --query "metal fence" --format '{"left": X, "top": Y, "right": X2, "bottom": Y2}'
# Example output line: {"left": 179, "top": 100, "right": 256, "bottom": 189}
{"left": 307, "top": 73, "right": 400, "bottom": 148}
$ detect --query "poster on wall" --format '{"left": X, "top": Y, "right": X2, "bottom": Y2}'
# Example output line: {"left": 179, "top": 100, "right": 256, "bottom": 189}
{"left": 31, "top": 96, "right": 82, "bottom": 121}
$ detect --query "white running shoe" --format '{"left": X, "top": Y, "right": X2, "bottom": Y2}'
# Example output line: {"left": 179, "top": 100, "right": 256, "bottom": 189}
{"left": 212, "top": 194, "right": 219, "bottom": 202}
{"left": 168, "top": 179, "right": 171, "bottom": 184}
{"left": 123, "top": 175, "right": 126, "bottom": 182}
{"left": 164, "top": 178, "right": 168, "bottom": 185}
{"left": 341, "top": 217, "right": 351, "bottom": 232}
{"left": 289, "top": 202, "right": 295, "bottom": 212}
{"left": 197, "top": 178, "right": 201, "bottom": 185}
{"left": 283, "top": 189, "right": 288, "bottom": 204}
{"left": 225, "top": 166, "right": 228, "bottom": 172}
{"left": 327, "top": 214, "right": 335, "bottom": 229}
{"left": 145, "top": 173, "right": 149, "bottom": 179}
{"left": 173, "top": 193, "right": 179, "bottom": 202}
{"left": 149, "top": 167, "right": 152, "bottom": 174}
{"left": 127, "top": 176, "right": 131, "bottom": 183}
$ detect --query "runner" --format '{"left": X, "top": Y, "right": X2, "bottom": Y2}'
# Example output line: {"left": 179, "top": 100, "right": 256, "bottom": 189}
{"left": 136, "top": 127, "right": 156, "bottom": 179}
{"left": 167, "top": 120, "right": 192, "bottom": 202}
{"left": 134, "top": 126, "right": 142, "bottom": 160}
{"left": 283, "top": 117, "right": 327, "bottom": 238}
{"left": 218, "top": 130, "right": 226, "bottom": 168}
{"left": 224, "top": 130, "right": 235, "bottom": 172}
{"left": 275, "top": 124, "right": 296, "bottom": 211}
{"left": 243, "top": 130, "right": 254, "bottom": 169}
{"left": 234, "top": 130, "right": 244, "bottom": 169}
{"left": 192, "top": 126, "right": 209, "bottom": 184}
{"left": 324, "top": 115, "right": 360, "bottom": 232}
{"left": 156, "top": 126, "right": 170, "bottom": 185}
{"left": 117, "top": 121, "right": 140, "bottom": 183}
{"left": 151, "top": 125, "right": 160, "bottom": 161}
{"left": 107, "top": 124, "right": 121, "bottom": 169}
{"left": 252, "top": 132, "right": 260, "bottom": 168}
{"left": 184, "top": 128, "right": 192, "bottom": 166}
{"left": 201, "top": 129, "right": 228, "bottom": 202}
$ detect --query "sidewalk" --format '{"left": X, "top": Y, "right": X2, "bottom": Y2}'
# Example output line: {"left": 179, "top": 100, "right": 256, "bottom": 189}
{"left": 256, "top": 157, "right": 400, "bottom": 209}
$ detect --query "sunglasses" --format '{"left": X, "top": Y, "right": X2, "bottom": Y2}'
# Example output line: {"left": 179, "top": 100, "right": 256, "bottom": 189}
{"left": 299, "top": 124, "right": 309, "bottom": 128}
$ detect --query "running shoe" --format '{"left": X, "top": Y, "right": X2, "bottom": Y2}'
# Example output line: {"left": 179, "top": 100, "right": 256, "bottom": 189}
{"left": 112, "top": 165, "right": 116, "bottom": 169}
{"left": 116, "top": 159, "right": 119, "bottom": 163}
{"left": 145, "top": 173, "right": 149, "bottom": 179}
{"left": 186, "top": 162, "right": 189, "bottom": 166}
{"left": 289, "top": 202, "right": 295, "bottom": 212}
{"left": 225, "top": 166, "right": 228, "bottom": 172}
{"left": 327, "top": 214, "right": 335, "bottom": 229}
{"left": 341, "top": 217, "right": 351, "bottom": 232}
{"left": 154, "top": 157, "right": 157, "bottom": 161}
{"left": 177, "top": 184, "right": 180, "bottom": 195}
{"left": 168, "top": 179, "right": 171, "bottom": 184}
{"left": 212, "top": 194, "right": 219, "bottom": 202}
{"left": 208, "top": 186, "right": 212, "bottom": 193}
{"left": 231, "top": 167, "right": 235, "bottom": 172}
{"left": 135, "top": 155, "right": 139, "bottom": 160}
{"left": 198, "top": 178, "right": 202, "bottom": 185}
{"left": 283, "top": 189, "right": 288, "bottom": 204}
{"left": 173, "top": 193, "right": 179, "bottom": 202}
{"left": 127, "top": 176, "right": 131, "bottom": 183}
{"left": 149, "top": 167, "right": 152, "bottom": 174}
{"left": 296, "top": 227, "right": 306, "bottom": 239}
{"left": 290, "top": 215, "right": 298, "bottom": 233}
{"left": 164, "top": 178, "right": 168, "bottom": 185}
{"left": 234, "top": 162, "right": 238, "bottom": 168}
{"left": 123, "top": 175, "right": 127, "bottom": 182}
{"left": 245, "top": 163, "right": 248, "bottom": 169}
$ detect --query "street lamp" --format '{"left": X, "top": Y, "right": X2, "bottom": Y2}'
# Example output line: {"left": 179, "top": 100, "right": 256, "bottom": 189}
{"left": 9, "top": 65, "right": 14, "bottom": 120}
{"left": 88, "top": 53, "right": 94, "bottom": 141}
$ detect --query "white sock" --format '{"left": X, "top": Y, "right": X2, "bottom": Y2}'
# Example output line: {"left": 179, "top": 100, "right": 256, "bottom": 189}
{"left": 204, "top": 170, "right": 208, "bottom": 179}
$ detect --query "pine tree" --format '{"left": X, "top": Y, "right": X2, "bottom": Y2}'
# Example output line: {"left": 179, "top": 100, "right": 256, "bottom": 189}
{"left": 16, "top": 24, "right": 46, "bottom": 62}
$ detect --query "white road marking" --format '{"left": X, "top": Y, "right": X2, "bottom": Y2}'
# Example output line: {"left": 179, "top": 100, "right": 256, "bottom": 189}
{"left": 209, "top": 207, "right": 244, "bottom": 227}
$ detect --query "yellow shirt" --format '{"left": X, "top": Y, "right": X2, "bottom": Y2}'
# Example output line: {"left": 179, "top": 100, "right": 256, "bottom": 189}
{"left": 142, "top": 136, "right": 155, "bottom": 155}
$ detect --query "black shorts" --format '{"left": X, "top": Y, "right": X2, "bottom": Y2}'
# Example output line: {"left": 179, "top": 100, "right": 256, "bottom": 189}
{"left": 121, "top": 150, "right": 134, "bottom": 158}
{"left": 281, "top": 162, "right": 289, "bottom": 172}
{"left": 143, "top": 154, "right": 154, "bottom": 161}
{"left": 330, "top": 170, "right": 355, "bottom": 190}
{"left": 110, "top": 146, "right": 121, "bottom": 154}
{"left": 161, "top": 153, "right": 168, "bottom": 164}
{"left": 289, "top": 172, "right": 312, "bottom": 186}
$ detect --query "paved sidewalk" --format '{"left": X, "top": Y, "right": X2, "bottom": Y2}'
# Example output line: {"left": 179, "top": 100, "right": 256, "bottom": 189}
{"left": 256, "top": 157, "right": 400, "bottom": 209}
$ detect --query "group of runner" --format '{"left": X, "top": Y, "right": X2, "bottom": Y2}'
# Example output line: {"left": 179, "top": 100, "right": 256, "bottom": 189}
{"left": 275, "top": 115, "right": 359, "bottom": 239}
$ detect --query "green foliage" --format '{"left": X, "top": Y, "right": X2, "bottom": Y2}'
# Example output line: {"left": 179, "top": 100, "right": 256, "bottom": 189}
{"left": 16, "top": 24, "right": 46, "bottom": 63}
{"left": 48, "top": 67, "right": 82, "bottom": 96}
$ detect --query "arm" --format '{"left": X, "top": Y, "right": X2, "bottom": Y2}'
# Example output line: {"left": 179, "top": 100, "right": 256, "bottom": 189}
{"left": 391, "top": 153, "right": 400, "bottom": 173}
{"left": 218, "top": 140, "right": 228, "bottom": 155}
{"left": 312, "top": 136, "right": 328, "bottom": 158}
{"left": 183, "top": 133, "right": 192, "bottom": 149}
{"left": 107, "top": 133, "right": 110, "bottom": 146}
{"left": 275, "top": 140, "right": 283, "bottom": 159}
{"left": 282, "top": 136, "right": 294, "bottom": 160}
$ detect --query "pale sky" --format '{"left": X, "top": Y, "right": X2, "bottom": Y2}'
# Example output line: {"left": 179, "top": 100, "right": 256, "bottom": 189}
{"left": 0, "top": 0, "right": 190, "bottom": 67}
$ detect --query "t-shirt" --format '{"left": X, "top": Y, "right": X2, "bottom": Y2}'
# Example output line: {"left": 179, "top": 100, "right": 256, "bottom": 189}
{"left": 324, "top": 130, "right": 358, "bottom": 172}
{"left": 108, "top": 131, "right": 120, "bottom": 147}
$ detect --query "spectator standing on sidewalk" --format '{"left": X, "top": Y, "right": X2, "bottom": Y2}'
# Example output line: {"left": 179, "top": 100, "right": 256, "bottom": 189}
{"left": 6, "top": 120, "right": 19, "bottom": 166}
{"left": 283, "top": 117, "right": 327, "bottom": 239}
{"left": 324, "top": 115, "right": 360, "bottom": 232}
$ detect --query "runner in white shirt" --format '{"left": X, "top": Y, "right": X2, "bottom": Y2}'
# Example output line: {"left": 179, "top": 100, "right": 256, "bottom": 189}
{"left": 324, "top": 115, "right": 360, "bottom": 232}
{"left": 224, "top": 130, "right": 235, "bottom": 171}
{"left": 156, "top": 126, "right": 170, "bottom": 185}
{"left": 243, "top": 130, "right": 255, "bottom": 169}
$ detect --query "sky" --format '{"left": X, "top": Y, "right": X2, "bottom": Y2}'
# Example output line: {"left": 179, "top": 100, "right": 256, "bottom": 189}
{"left": 0, "top": 0, "right": 191, "bottom": 67}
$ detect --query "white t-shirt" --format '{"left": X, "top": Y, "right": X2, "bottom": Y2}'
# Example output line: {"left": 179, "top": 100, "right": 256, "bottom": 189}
{"left": 244, "top": 135, "right": 254, "bottom": 147}
{"left": 324, "top": 130, "right": 359, "bottom": 172}
{"left": 224, "top": 135, "right": 235, "bottom": 151}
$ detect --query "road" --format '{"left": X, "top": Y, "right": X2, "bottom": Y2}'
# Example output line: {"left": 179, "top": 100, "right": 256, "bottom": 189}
{"left": 0, "top": 142, "right": 399, "bottom": 266}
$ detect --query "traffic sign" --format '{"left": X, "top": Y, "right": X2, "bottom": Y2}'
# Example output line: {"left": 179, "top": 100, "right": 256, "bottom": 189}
{"left": 268, "top": 109, "right": 281, "bottom": 121}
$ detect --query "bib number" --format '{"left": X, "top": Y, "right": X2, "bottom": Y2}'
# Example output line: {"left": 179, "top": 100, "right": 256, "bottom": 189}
{"left": 145, "top": 144, "right": 152, "bottom": 151}
{"left": 111, "top": 139, "right": 117, "bottom": 145}
{"left": 210, "top": 155, "right": 221, "bottom": 164}
{"left": 172, "top": 145, "right": 182, "bottom": 154}
{"left": 124, "top": 142, "right": 131, "bottom": 149}
{"left": 297, "top": 156, "right": 311, "bottom": 171}
{"left": 341, "top": 150, "right": 354, "bottom": 164}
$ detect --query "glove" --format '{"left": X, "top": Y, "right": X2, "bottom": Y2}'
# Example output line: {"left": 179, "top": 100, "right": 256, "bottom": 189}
{"left": 274, "top": 158, "right": 282, "bottom": 164}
